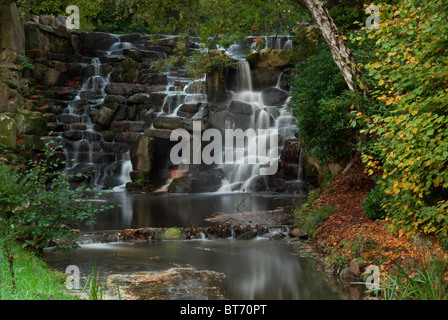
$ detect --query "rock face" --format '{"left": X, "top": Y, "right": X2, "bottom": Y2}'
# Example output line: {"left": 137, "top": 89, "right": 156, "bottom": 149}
{"left": 0, "top": 10, "right": 299, "bottom": 192}
{"left": 261, "top": 87, "right": 290, "bottom": 106}
{"left": 130, "top": 135, "right": 155, "bottom": 172}
{"left": 247, "top": 48, "right": 293, "bottom": 69}
{"left": 0, "top": 115, "right": 17, "bottom": 149}
{"left": 0, "top": 81, "right": 24, "bottom": 113}
{"left": 0, "top": 2, "right": 25, "bottom": 53}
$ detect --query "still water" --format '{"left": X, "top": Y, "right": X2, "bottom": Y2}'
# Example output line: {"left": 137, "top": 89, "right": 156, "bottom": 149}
{"left": 43, "top": 191, "right": 344, "bottom": 300}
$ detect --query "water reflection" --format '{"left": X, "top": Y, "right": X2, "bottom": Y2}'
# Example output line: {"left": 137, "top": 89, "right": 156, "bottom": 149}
{"left": 44, "top": 191, "right": 343, "bottom": 300}
{"left": 86, "top": 191, "right": 294, "bottom": 231}
{"left": 44, "top": 239, "right": 341, "bottom": 300}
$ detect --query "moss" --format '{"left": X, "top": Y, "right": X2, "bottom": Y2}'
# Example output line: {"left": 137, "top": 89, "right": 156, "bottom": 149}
{"left": 0, "top": 115, "right": 17, "bottom": 150}
{"left": 15, "top": 109, "right": 47, "bottom": 136}
{"left": 167, "top": 175, "right": 192, "bottom": 193}
{"left": 160, "top": 227, "right": 185, "bottom": 240}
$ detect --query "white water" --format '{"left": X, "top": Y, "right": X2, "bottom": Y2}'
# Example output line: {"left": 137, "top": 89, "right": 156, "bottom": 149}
{"left": 61, "top": 39, "right": 134, "bottom": 188}
{"left": 218, "top": 51, "right": 297, "bottom": 192}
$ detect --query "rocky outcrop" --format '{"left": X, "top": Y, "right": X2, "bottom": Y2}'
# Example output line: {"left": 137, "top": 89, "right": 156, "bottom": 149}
{"left": 246, "top": 48, "right": 293, "bottom": 91}
{"left": 0, "top": 1, "right": 24, "bottom": 53}
{"left": 0, "top": 7, "right": 299, "bottom": 193}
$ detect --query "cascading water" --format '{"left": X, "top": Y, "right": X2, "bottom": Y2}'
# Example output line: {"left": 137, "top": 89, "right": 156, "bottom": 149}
{"left": 60, "top": 37, "right": 133, "bottom": 188}
{"left": 217, "top": 57, "right": 297, "bottom": 192}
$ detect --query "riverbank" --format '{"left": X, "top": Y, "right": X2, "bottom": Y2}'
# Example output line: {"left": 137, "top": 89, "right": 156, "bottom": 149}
{"left": 300, "top": 155, "right": 448, "bottom": 295}
{"left": 0, "top": 244, "right": 77, "bottom": 300}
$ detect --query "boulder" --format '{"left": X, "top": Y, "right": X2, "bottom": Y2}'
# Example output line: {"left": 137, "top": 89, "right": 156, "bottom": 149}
{"left": 130, "top": 135, "right": 156, "bottom": 172}
{"left": 96, "top": 102, "right": 118, "bottom": 129}
{"left": 147, "top": 92, "right": 168, "bottom": 110}
{"left": 15, "top": 110, "right": 47, "bottom": 136}
{"left": 78, "top": 31, "right": 119, "bottom": 52}
{"left": 0, "top": 82, "right": 24, "bottom": 113}
{"left": 288, "top": 228, "right": 308, "bottom": 240}
{"left": 179, "top": 103, "right": 200, "bottom": 114}
{"left": 32, "top": 63, "right": 68, "bottom": 87}
{"left": 24, "top": 22, "right": 71, "bottom": 53}
{"left": 153, "top": 116, "right": 185, "bottom": 131}
{"left": 229, "top": 100, "right": 254, "bottom": 115}
{"left": 143, "top": 108, "right": 157, "bottom": 126}
{"left": 261, "top": 87, "right": 289, "bottom": 106}
{"left": 109, "top": 121, "right": 145, "bottom": 132}
{"left": 1, "top": 2, "right": 25, "bottom": 54}
{"left": 206, "top": 69, "right": 230, "bottom": 103}
{"left": 144, "top": 128, "right": 174, "bottom": 140}
{"left": 127, "top": 93, "right": 151, "bottom": 105}
{"left": 105, "top": 83, "right": 137, "bottom": 96}
{"left": 281, "top": 139, "right": 301, "bottom": 163}
{"left": 0, "top": 115, "right": 16, "bottom": 149}
{"left": 247, "top": 48, "right": 293, "bottom": 69}
{"left": 168, "top": 175, "right": 192, "bottom": 193}
{"left": 110, "top": 58, "right": 139, "bottom": 83}
{"left": 105, "top": 94, "right": 127, "bottom": 105}
{"left": 156, "top": 35, "right": 189, "bottom": 52}
{"left": 62, "top": 130, "right": 83, "bottom": 141}
{"left": 138, "top": 72, "right": 168, "bottom": 85}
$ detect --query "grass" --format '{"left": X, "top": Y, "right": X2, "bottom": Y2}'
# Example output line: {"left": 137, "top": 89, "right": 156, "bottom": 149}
{"left": 294, "top": 192, "right": 337, "bottom": 239}
{"left": 0, "top": 244, "right": 77, "bottom": 300}
{"left": 84, "top": 264, "right": 109, "bottom": 300}
{"left": 362, "top": 242, "right": 448, "bottom": 300}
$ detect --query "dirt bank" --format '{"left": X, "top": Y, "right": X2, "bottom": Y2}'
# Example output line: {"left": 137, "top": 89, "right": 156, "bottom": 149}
{"left": 304, "top": 155, "right": 447, "bottom": 281}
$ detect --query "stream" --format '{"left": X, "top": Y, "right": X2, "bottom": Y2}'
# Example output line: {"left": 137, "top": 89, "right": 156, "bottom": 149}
{"left": 43, "top": 190, "right": 347, "bottom": 300}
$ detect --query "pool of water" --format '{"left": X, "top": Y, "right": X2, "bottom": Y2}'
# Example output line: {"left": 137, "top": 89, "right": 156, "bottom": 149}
{"left": 82, "top": 191, "right": 296, "bottom": 231}
{"left": 43, "top": 191, "right": 345, "bottom": 300}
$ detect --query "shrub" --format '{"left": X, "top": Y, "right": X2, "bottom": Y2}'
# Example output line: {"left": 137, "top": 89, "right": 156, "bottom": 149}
{"left": 0, "top": 140, "right": 113, "bottom": 254}
{"left": 358, "top": 1, "right": 448, "bottom": 239}
{"left": 288, "top": 42, "right": 359, "bottom": 165}
{"left": 362, "top": 179, "right": 389, "bottom": 220}
{"left": 295, "top": 203, "right": 337, "bottom": 239}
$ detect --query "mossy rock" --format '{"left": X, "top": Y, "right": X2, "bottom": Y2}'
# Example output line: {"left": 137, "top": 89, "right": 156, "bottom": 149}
{"left": 159, "top": 227, "right": 186, "bottom": 240}
{"left": 111, "top": 58, "right": 139, "bottom": 83}
{"left": 0, "top": 115, "right": 17, "bottom": 150}
{"left": 15, "top": 109, "right": 47, "bottom": 136}
{"left": 246, "top": 48, "right": 293, "bottom": 69}
{"left": 167, "top": 175, "right": 192, "bottom": 193}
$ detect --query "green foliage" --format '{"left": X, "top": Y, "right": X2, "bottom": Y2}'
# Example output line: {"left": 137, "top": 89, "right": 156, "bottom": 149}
{"left": 357, "top": 0, "right": 448, "bottom": 239}
{"left": 0, "top": 244, "right": 77, "bottom": 300}
{"left": 0, "top": 140, "right": 113, "bottom": 254}
{"left": 364, "top": 241, "right": 448, "bottom": 300}
{"left": 295, "top": 200, "right": 337, "bottom": 239}
{"left": 186, "top": 50, "right": 238, "bottom": 79}
{"left": 325, "top": 236, "right": 382, "bottom": 276}
{"left": 362, "top": 178, "right": 388, "bottom": 220}
{"left": 83, "top": 264, "right": 109, "bottom": 300}
{"left": 288, "top": 41, "right": 361, "bottom": 165}
{"left": 18, "top": 0, "right": 305, "bottom": 38}
{"left": 17, "top": 0, "right": 69, "bottom": 16}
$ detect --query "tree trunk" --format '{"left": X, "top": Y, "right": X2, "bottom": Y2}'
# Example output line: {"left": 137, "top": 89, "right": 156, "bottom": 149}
{"left": 303, "top": 0, "right": 364, "bottom": 93}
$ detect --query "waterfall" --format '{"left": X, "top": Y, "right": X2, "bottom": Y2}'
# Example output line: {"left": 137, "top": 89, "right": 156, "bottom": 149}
{"left": 297, "top": 149, "right": 304, "bottom": 182}
{"left": 236, "top": 60, "right": 253, "bottom": 92}
{"left": 217, "top": 54, "right": 297, "bottom": 192}
{"left": 60, "top": 37, "right": 135, "bottom": 189}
